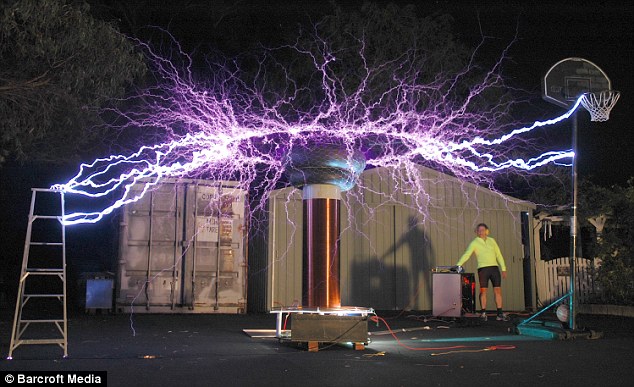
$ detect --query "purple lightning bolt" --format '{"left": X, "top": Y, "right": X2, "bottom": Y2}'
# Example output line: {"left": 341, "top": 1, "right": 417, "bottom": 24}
{"left": 52, "top": 37, "right": 579, "bottom": 225}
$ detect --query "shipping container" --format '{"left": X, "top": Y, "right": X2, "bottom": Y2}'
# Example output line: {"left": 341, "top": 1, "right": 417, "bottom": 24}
{"left": 117, "top": 179, "right": 247, "bottom": 313}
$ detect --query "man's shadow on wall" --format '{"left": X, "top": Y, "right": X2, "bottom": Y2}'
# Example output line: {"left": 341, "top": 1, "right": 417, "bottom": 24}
{"left": 350, "top": 216, "right": 435, "bottom": 310}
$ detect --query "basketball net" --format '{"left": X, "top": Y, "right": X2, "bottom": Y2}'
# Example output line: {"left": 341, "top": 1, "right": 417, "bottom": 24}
{"left": 580, "top": 90, "right": 620, "bottom": 122}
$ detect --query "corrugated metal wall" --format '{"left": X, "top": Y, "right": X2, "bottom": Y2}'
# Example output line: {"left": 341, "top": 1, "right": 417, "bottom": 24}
{"left": 258, "top": 166, "right": 535, "bottom": 312}
{"left": 117, "top": 179, "right": 247, "bottom": 313}
{"left": 266, "top": 189, "right": 303, "bottom": 309}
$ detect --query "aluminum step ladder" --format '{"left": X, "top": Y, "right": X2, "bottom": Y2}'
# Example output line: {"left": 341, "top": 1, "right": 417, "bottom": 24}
{"left": 7, "top": 188, "right": 68, "bottom": 359}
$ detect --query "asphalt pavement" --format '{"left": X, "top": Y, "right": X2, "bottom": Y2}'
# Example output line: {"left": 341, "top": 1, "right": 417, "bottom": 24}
{"left": 1, "top": 310, "right": 633, "bottom": 387}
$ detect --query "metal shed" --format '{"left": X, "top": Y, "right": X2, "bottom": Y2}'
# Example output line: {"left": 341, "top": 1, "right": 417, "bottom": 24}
{"left": 252, "top": 165, "right": 536, "bottom": 312}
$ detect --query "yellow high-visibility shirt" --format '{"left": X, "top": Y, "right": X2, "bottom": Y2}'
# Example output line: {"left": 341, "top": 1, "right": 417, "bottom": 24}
{"left": 456, "top": 236, "right": 506, "bottom": 271}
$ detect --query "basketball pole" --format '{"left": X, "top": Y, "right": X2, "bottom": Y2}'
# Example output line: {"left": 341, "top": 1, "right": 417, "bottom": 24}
{"left": 516, "top": 110, "right": 579, "bottom": 336}
{"left": 569, "top": 110, "right": 578, "bottom": 331}
{"left": 520, "top": 58, "right": 617, "bottom": 339}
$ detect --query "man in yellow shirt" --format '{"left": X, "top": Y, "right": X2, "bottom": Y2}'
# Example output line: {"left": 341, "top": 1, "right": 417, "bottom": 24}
{"left": 456, "top": 223, "right": 509, "bottom": 321}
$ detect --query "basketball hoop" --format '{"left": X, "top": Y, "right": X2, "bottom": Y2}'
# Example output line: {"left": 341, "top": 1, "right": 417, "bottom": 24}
{"left": 580, "top": 90, "right": 620, "bottom": 122}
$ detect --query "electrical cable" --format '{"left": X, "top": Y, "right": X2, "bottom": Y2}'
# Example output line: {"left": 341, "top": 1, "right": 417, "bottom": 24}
{"left": 431, "top": 344, "right": 516, "bottom": 356}
{"left": 370, "top": 315, "right": 468, "bottom": 351}
{"left": 371, "top": 315, "right": 517, "bottom": 354}
{"left": 283, "top": 313, "right": 290, "bottom": 331}
{"left": 381, "top": 280, "right": 425, "bottom": 320}
{"left": 406, "top": 314, "right": 450, "bottom": 324}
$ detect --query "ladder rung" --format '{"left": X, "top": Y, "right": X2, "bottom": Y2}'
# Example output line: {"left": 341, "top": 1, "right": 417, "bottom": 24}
{"left": 31, "top": 215, "right": 61, "bottom": 220}
{"left": 24, "top": 294, "right": 64, "bottom": 298}
{"left": 29, "top": 242, "right": 63, "bottom": 246}
{"left": 15, "top": 339, "right": 65, "bottom": 345}
{"left": 19, "top": 319, "right": 65, "bottom": 323}
{"left": 32, "top": 188, "right": 63, "bottom": 193}
{"left": 23, "top": 272, "right": 65, "bottom": 277}
{"left": 26, "top": 268, "right": 64, "bottom": 272}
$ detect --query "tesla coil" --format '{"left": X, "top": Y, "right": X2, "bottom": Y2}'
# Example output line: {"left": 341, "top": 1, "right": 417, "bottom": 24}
{"left": 271, "top": 143, "right": 373, "bottom": 351}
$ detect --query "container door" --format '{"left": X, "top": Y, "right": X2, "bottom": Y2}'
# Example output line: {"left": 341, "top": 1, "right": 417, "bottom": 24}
{"left": 185, "top": 184, "right": 247, "bottom": 312}
{"left": 118, "top": 182, "right": 183, "bottom": 309}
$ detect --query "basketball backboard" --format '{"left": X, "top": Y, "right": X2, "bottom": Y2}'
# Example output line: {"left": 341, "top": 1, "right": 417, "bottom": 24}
{"left": 542, "top": 58, "right": 611, "bottom": 108}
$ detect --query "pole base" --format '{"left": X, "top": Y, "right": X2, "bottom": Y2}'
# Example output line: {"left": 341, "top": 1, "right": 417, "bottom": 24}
{"left": 514, "top": 319, "right": 603, "bottom": 340}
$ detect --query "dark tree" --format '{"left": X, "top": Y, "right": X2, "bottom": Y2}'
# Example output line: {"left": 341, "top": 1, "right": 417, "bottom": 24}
{"left": 0, "top": 0, "right": 146, "bottom": 164}
{"left": 318, "top": 3, "right": 468, "bottom": 87}
{"left": 580, "top": 179, "right": 634, "bottom": 305}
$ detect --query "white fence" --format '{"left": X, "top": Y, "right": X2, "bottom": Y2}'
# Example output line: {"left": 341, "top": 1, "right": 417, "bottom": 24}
{"left": 535, "top": 257, "right": 598, "bottom": 307}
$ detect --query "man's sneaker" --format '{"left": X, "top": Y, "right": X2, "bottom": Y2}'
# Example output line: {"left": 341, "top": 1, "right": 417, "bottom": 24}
{"left": 480, "top": 312, "right": 487, "bottom": 321}
{"left": 496, "top": 313, "right": 510, "bottom": 321}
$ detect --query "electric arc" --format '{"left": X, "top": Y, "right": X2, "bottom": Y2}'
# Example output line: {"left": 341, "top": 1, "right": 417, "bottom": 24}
{"left": 52, "top": 41, "right": 579, "bottom": 225}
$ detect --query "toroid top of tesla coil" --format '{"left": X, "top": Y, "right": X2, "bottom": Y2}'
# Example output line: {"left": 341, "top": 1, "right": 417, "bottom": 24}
{"left": 286, "top": 143, "right": 366, "bottom": 191}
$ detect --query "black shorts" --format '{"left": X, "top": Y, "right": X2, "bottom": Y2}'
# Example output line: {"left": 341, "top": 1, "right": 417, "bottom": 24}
{"left": 478, "top": 266, "right": 502, "bottom": 288}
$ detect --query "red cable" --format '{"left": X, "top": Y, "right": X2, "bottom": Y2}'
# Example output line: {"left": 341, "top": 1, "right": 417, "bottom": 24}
{"left": 484, "top": 345, "right": 516, "bottom": 351}
{"left": 370, "top": 315, "right": 468, "bottom": 351}
{"left": 283, "top": 313, "right": 290, "bottom": 330}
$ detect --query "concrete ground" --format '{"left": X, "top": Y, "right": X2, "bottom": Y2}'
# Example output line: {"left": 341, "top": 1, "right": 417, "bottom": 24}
{"left": 1, "top": 310, "right": 633, "bottom": 386}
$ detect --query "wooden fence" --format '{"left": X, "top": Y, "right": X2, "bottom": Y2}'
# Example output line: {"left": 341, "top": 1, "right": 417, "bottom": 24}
{"left": 535, "top": 257, "right": 598, "bottom": 307}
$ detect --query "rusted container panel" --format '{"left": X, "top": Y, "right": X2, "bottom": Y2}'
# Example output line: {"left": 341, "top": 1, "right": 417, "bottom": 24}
{"left": 117, "top": 179, "right": 247, "bottom": 313}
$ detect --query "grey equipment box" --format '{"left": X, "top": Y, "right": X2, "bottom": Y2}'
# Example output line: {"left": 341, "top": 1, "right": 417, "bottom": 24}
{"left": 432, "top": 272, "right": 476, "bottom": 317}
{"left": 291, "top": 314, "right": 368, "bottom": 343}
{"left": 86, "top": 278, "right": 114, "bottom": 310}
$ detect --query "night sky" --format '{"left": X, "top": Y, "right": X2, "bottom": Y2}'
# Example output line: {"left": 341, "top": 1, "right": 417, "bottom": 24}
{"left": 449, "top": 2, "right": 633, "bottom": 186}
{"left": 88, "top": 0, "right": 632, "bottom": 186}
{"left": 0, "top": 0, "right": 631, "bottom": 314}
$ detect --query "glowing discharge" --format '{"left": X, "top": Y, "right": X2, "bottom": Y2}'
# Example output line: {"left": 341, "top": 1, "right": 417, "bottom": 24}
{"left": 51, "top": 43, "right": 581, "bottom": 225}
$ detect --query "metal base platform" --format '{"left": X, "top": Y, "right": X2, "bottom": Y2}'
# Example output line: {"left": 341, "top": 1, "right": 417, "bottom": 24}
{"left": 514, "top": 319, "right": 603, "bottom": 340}
{"left": 270, "top": 306, "right": 374, "bottom": 350}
